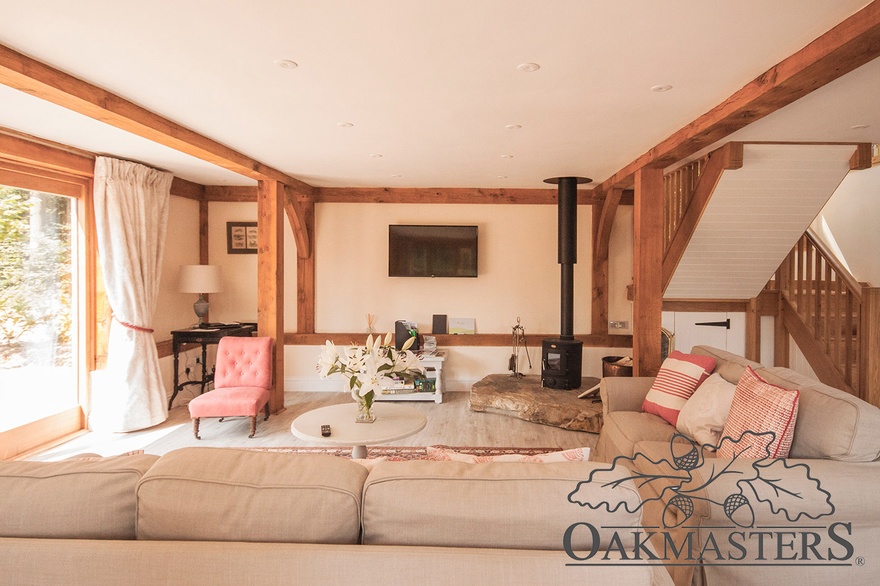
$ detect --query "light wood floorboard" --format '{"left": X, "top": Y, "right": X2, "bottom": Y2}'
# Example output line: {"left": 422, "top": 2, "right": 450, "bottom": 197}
{"left": 30, "top": 391, "right": 598, "bottom": 461}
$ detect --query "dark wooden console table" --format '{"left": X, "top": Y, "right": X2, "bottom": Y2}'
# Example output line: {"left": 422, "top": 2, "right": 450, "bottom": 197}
{"left": 168, "top": 324, "right": 255, "bottom": 409}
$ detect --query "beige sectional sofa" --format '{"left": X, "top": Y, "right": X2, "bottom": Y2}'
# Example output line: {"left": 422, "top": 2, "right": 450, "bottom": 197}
{"left": 0, "top": 446, "right": 672, "bottom": 585}
{"left": 595, "top": 345, "right": 880, "bottom": 586}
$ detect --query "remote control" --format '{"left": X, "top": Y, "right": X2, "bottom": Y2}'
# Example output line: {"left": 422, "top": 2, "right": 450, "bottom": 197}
{"left": 321, "top": 424, "right": 331, "bottom": 437}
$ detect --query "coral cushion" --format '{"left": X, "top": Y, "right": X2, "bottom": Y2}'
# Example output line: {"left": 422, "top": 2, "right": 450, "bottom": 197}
{"left": 188, "top": 387, "right": 270, "bottom": 418}
{"left": 717, "top": 366, "right": 800, "bottom": 459}
{"left": 642, "top": 351, "right": 716, "bottom": 426}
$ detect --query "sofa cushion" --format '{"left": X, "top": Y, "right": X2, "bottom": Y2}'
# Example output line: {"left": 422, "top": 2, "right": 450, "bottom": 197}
{"left": 676, "top": 373, "right": 736, "bottom": 448}
{"left": 362, "top": 460, "right": 642, "bottom": 551}
{"left": 757, "top": 367, "right": 880, "bottom": 461}
{"left": 136, "top": 448, "right": 367, "bottom": 543}
{"left": 642, "top": 351, "right": 716, "bottom": 426}
{"left": 0, "top": 453, "right": 159, "bottom": 539}
{"left": 599, "top": 411, "right": 678, "bottom": 460}
{"left": 718, "top": 367, "right": 799, "bottom": 459}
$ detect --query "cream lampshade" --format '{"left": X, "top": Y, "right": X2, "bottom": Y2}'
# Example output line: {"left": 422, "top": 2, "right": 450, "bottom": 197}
{"left": 179, "top": 264, "right": 223, "bottom": 326}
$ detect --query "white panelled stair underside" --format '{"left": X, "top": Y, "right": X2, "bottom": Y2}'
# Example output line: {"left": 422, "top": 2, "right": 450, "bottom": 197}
{"left": 665, "top": 143, "right": 856, "bottom": 299}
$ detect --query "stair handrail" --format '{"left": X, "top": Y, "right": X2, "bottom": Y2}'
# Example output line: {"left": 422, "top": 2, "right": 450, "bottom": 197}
{"left": 804, "top": 227, "right": 862, "bottom": 300}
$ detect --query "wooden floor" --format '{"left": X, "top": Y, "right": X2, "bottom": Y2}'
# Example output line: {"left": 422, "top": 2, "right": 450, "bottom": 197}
{"left": 30, "top": 391, "right": 599, "bottom": 461}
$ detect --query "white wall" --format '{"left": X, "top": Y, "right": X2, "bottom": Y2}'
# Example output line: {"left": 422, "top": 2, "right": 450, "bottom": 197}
{"left": 813, "top": 164, "right": 880, "bottom": 286}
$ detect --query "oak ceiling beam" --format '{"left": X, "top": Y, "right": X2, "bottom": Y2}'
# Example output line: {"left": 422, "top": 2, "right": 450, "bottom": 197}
{"left": 0, "top": 42, "right": 312, "bottom": 251}
{"left": 169, "top": 176, "right": 205, "bottom": 201}
{"left": 313, "top": 186, "right": 634, "bottom": 205}
{"left": 596, "top": 0, "right": 880, "bottom": 193}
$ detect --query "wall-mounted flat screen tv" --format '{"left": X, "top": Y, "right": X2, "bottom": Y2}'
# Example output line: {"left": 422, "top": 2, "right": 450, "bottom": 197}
{"left": 388, "top": 225, "right": 478, "bottom": 278}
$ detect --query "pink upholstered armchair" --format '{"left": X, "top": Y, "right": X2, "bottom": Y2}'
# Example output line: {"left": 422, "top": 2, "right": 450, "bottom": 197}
{"left": 188, "top": 336, "right": 273, "bottom": 439}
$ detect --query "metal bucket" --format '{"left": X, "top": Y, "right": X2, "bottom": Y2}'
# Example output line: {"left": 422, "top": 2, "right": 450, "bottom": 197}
{"left": 602, "top": 356, "right": 633, "bottom": 377}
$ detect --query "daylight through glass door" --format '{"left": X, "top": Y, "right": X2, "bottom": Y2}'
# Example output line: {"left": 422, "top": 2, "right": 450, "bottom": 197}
{"left": 0, "top": 184, "right": 78, "bottom": 433}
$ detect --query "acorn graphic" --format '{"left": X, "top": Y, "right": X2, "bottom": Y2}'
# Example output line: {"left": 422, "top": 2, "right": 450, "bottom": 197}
{"left": 671, "top": 439, "right": 700, "bottom": 471}
{"left": 723, "top": 493, "right": 755, "bottom": 528}
{"left": 662, "top": 494, "right": 695, "bottom": 527}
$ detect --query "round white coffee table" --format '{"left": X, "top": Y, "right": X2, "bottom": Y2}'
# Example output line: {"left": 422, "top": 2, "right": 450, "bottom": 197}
{"left": 290, "top": 402, "right": 427, "bottom": 458}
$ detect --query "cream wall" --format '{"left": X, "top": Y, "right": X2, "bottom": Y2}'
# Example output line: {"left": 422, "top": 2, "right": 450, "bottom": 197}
{"left": 812, "top": 164, "right": 880, "bottom": 286}
{"left": 190, "top": 199, "right": 634, "bottom": 392}
{"left": 206, "top": 201, "right": 299, "bottom": 331}
{"left": 155, "top": 195, "right": 201, "bottom": 397}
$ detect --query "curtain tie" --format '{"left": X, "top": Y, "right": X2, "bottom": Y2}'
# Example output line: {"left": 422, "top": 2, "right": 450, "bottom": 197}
{"left": 114, "top": 315, "right": 155, "bottom": 333}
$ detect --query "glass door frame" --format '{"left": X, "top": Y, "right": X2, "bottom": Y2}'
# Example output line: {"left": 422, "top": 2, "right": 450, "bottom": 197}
{"left": 0, "top": 139, "right": 96, "bottom": 459}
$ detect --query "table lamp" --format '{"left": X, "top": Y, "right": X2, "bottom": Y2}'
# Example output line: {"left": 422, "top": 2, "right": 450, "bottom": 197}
{"left": 179, "top": 264, "right": 223, "bottom": 326}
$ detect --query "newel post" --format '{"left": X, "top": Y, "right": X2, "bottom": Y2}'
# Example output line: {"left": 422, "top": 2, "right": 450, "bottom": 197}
{"left": 860, "top": 287, "right": 880, "bottom": 407}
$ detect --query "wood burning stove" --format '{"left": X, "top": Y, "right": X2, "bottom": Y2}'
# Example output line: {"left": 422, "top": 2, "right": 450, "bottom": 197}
{"left": 541, "top": 175, "right": 591, "bottom": 390}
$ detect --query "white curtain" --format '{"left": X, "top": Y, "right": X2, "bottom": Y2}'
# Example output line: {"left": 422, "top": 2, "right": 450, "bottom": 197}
{"left": 91, "top": 157, "right": 172, "bottom": 432}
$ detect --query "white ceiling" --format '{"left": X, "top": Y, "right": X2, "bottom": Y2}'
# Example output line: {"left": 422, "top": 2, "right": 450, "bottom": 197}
{"left": 0, "top": 1, "right": 876, "bottom": 188}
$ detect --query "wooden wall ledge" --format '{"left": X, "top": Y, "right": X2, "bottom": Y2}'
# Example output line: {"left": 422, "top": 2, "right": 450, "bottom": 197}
{"left": 157, "top": 333, "right": 633, "bottom": 358}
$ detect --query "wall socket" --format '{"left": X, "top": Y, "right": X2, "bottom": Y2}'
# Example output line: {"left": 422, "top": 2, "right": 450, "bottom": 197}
{"left": 609, "top": 321, "right": 629, "bottom": 329}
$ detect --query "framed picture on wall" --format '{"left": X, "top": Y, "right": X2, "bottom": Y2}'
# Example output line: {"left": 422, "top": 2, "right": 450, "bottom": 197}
{"left": 227, "top": 221, "right": 258, "bottom": 254}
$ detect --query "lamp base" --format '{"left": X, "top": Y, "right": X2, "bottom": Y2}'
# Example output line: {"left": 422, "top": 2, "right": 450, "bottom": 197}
{"left": 193, "top": 294, "right": 209, "bottom": 326}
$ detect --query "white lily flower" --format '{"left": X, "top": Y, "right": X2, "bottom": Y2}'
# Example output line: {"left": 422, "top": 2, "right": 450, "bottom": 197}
{"left": 384, "top": 332, "right": 393, "bottom": 347}
{"left": 401, "top": 335, "right": 416, "bottom": 352}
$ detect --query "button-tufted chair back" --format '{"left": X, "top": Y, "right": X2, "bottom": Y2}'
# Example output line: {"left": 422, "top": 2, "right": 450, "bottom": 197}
{"left": 214, "top": 336, "right": 274, "bottom": 390}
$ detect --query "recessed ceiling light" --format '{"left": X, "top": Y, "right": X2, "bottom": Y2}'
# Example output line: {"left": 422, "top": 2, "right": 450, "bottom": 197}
{"left": 391, "top": 174, "right": 402, "bottom": 178}
{"left": 337, "top": 122, "right": 354, "bottom": 128}
{"left": 273, "top": 59, "right": 298, "bottom": 69}
{"left": 517, "top": 62, "right": 540, "bottom": 73}
{"left": 500, "top": 154, "right": 514, "bottom": 159}
{"left": 505, "top": 124, "right": 522, "bottom": 130}
{"left": 369, "top": 153, "right": 383, "bottom": 158}
{"left": 497, "top": 175, "right": 508, "bottom": 179}
{"left": 650, "top": 84, "right": 673, "bottom": 92}
{"left": 851, "top": 124, "right": 870, "bottom": 130}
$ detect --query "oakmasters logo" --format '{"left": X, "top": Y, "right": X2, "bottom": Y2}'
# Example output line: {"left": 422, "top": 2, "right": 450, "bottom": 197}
{"left": 563, "top": 431, "right": 857, "bottom": 567}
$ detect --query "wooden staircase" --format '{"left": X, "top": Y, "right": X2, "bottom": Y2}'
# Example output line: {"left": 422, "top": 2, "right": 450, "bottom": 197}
{"left": 659, "top": 141, "right": 880, "bottom": 405}
{"left": 768, "top": 229, "right": 880, "bottom": 401}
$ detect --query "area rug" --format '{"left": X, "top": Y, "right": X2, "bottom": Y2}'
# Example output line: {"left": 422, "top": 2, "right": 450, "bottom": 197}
{"left": 247, "top": 445, "right": 562, "bottom": 461}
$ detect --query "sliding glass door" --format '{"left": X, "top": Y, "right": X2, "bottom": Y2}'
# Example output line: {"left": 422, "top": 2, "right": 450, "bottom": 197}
{"left": 0, "top": 185, "right": 79, "bottom": 433}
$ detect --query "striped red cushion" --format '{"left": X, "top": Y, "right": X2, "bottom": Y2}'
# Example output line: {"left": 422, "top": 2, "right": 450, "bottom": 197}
{"left": 641, "top": 351, "right": 716, "bottom": 426}
{"left": 717, "top": 366, "right": 799, "bottom": 459}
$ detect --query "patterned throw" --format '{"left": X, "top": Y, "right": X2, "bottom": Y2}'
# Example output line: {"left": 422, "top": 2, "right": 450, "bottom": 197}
{"left": 642, "top": 351, "right": 717, "bottom": 426}
{"left": 247, "top": 445, "right": 568, "bottom": 461}
{"left": 718, "top": 366, "right": 800, "bottom": 459}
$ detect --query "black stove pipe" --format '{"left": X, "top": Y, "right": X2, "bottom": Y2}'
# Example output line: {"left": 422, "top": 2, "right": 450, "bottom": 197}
{"left": 557, "top": 177, "right": 578, "bottom": 339}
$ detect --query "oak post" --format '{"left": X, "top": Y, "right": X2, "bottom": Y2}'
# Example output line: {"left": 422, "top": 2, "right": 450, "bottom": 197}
{"left": 257, "top": 180, "right": 285, "bottom": 413}
{"left": 860, "top": 288, "right": 880, "bottom": 406}
{"left": 633, "top": 167, "right": 664, "bottom": 377}
{"left": 745, "top": 297, "right": 761, "bottom": 362}
{"left": 591, "top": 203, "right": 608, "bottom": 335}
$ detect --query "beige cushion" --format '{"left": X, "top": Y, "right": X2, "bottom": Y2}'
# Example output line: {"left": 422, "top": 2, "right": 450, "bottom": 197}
{"left": 599, "top": 411, "right": 678, "bottom": 459}
{"left": 0, "top": 454, "right": 159, "bottom": 539}
{"left": 136, "top": 448, "right": 367, "bottom": 543}
{"left": 362, "top": 460, "right": 642, "bottom": 551}
{"left": 676, "top": 373, "right": 736, "bottom": 448}
{"left": 757, "top": 367, "right": 880, "bottom": 461}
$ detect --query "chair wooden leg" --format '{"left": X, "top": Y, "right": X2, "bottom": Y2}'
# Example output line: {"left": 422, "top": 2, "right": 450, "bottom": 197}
{"left": 193, "top": 418, "right": 201, "bottom": 440}
{"left": 263, "top": 402, "right": 270, "bottom": 421}
{"left": 249, "top": 415, "right": 257, "bottom": 438}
